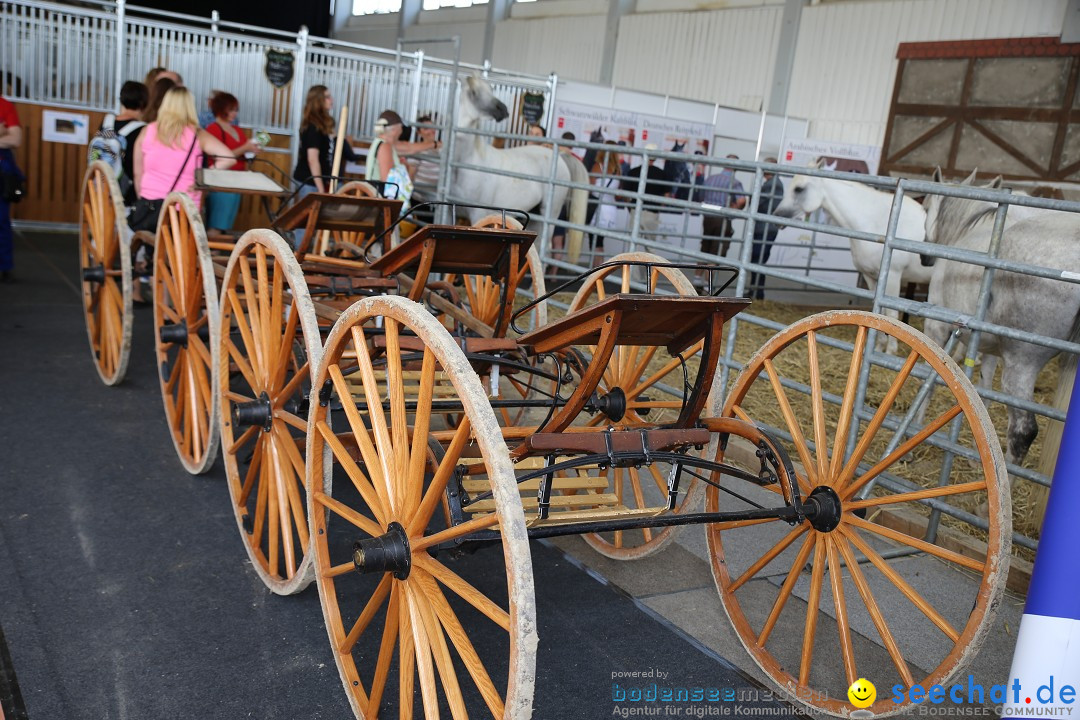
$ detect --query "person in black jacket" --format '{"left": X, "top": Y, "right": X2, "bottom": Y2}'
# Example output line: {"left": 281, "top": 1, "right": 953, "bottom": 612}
{"left": 292, "top": 85, "right": 358, "bottom": 195}
{"left": 749, "top": 158, "right": 784, "bottom": 300}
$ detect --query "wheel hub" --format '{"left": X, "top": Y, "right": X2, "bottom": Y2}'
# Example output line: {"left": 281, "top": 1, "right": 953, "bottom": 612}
{"left": 82, "top": 265, "right": 106, "bottom": 284}
{"left": 232, "top": 392, "right": 273, "bottom": 432}
{"left": 804, "top": 485, "right": 843, "bottom": 533}
{"left": 591, "top": 387, "right": 627, "bottom": 422}
{"left": 159, "top": 320, "right": 189, "bottom": 348}
{"left": 353, "top": 522, "right": 411, "bottom": 580}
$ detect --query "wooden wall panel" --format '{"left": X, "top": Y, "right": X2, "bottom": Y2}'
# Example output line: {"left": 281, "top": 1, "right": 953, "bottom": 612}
{"left": 7, "top": 102, "right": 300, "bottom": 233}
{"left": 10, "top": 102, "right": 107, "bottom": 224}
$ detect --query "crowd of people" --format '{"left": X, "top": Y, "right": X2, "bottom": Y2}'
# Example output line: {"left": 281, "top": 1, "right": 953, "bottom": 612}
{"left": 2, "top": 71, "right": 782, "bottom": 296}
{"left": 521, "top": 121, "right": 784, "bottom": 296}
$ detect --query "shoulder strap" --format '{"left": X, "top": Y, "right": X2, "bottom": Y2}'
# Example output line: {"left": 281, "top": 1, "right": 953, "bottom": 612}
{"left": 101, "top": 113, "right": 116, "bottom": 132}
{"left": 118, "top": 121, "right": 145, "bottom": 138}
{"left": 365, "top": 138, "right": 383, "bottom": 179}
{"left": 167, "top": 132, "right": 199, "bottom": 194}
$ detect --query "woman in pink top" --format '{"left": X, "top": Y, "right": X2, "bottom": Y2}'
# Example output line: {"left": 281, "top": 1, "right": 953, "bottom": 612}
{"left": 131, "top": 86, "right": 234, "bottom": 301}
{"left": 133, "top": 86, "right": 235, "bottom": 206}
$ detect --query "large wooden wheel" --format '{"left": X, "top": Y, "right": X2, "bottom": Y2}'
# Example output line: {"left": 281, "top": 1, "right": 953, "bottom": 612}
{"left": 153, "top": 193, "right": 220, "bottom": 474}
{"left": 308, "top": 295, "right": 536, "bottom": 719}
{"left": 216, "top": 229, "right": 322, "bottom": 594}
{"left": 707, "top": 310, "right": 1009, "bottom": 717}
{"left": 79, "top": 161, "right": 132, "bottom": 386}
{"left": 563, "top": 252, "right": 715, "bottom": 559}
{"left": 450, "top": 215, "right": 547, "bottom": 334}
{"left": 327, "top": 181, "right": 380, "bottom": 258}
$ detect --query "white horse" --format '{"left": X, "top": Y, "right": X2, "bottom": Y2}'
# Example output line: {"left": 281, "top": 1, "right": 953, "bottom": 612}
{"left": 922, "top": 168, "right": 1080, "bottom": 469}
{"left": 773, "top": 161, "right": 933, "bottom": 353}
{"left": 452, "top": 74, "right": 589, "bottom": 263}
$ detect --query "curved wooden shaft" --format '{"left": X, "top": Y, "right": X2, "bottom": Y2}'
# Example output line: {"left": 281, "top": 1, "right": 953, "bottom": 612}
{"left": 405, "top": 238, "right": 437, "bottom": 303}
{"left": 674, "top": 313, "right": 725, "bottom": 428}
{"left": 491, "top": 242, "right": 521, "bottom": 338}
{"left": 514, "top": 311, "right": 621, "bottom": 448}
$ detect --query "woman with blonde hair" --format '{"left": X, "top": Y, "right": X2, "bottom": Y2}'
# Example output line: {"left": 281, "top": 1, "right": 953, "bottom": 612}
{"left": 130, "top": 86, "right": 235, "bottom": 300}
{"left": 293, "top": 85, "right": 358, "bottom": 195}
{"left": 133, "top": 86, "right": 234, "bottom": 212}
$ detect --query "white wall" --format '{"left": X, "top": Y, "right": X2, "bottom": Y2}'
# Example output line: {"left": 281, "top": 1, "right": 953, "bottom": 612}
{"left": 788, "top": 0, "right": 1070, "bottom": 145}
{"left": 492, "top": 14, "right": 607, "bottom": 82}
{"left": 338, "top": 0, "right": 1070, "bottom": 149}
{"left": 613, "top": 4, "right": 784, "bottom": 112}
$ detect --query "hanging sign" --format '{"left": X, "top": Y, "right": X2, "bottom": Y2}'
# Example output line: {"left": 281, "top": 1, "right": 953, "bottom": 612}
{"left": 265, "top": 50, "right": 295, "bottom": 89}
{"left": 521, "top": 92, "right": 545, "bottom": 124}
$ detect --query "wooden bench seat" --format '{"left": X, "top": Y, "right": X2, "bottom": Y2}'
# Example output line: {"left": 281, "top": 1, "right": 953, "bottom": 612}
{"left": 516, "top": 293, "right": 750, "bottom": 355}
{"left": 368, "top": 224, "right": 536, "bottom": 278}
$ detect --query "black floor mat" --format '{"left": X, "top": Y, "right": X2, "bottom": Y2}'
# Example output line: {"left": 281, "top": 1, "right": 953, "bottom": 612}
{"left": 0, "top": 230, "right": 800, "bottom": 719}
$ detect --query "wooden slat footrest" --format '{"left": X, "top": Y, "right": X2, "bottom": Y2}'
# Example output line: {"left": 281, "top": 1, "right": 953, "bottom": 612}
{"left": 524, "top": 505, "right": 666, "bottom": 527}
{"left": 465, "top": 491, "right": 618, "bottom": 514}
{"left": 461, "top": 475, "right": 608, "bottom": 493}
{"left": 522, "top": 428, "right": 710, "bottom": 457}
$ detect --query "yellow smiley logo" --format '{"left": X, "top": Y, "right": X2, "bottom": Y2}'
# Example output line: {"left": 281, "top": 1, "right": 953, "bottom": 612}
{"left": 848, "top": 678, "right": 876, "bottom": 708}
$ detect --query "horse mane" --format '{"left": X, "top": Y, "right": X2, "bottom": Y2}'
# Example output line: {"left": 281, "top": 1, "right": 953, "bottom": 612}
{"left": 933, "top": 192, "right": 997, "bottom": 244}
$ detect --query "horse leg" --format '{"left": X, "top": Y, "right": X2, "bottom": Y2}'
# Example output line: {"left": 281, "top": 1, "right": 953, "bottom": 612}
{"left": 978, "top": 353, "right": 998, "bottom": 409}
{"left": 1001, "top": 359, "right": 1040, "bottom": 469}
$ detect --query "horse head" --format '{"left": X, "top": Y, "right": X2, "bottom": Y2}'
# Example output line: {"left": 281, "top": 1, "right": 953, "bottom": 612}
{"left": 460, "top": 74, "right": 509, "bottom": 127}
{"left": 774, "top": 172, "right": 825, "bottom": 219}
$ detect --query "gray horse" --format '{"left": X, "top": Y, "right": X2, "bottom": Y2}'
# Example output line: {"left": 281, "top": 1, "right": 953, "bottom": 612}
{"left": 923, "top": 168, "right": 1080, "bottom": 468}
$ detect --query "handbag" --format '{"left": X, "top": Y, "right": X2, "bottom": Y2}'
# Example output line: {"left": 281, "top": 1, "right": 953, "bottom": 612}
{"left": 0, "top": 149, "right": 25, "bottom": 203}
{"left": 129, "top": 134, "right": 197, "bottom": 232}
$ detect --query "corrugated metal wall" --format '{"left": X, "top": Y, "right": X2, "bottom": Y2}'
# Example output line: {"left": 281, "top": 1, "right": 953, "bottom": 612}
{"left": 787, "top": 0, "right": 1069, "bottom": 146}
{"left": 612, "top": 5, "right": 784, "bottom": 112}
{"left": 492, "top": 14, "right": 607, "bottom": 83}
{"left": 336, "top": 0, "right": 1070, "bottom": 148}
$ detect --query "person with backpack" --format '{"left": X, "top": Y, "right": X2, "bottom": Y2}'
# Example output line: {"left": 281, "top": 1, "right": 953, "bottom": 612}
{"left": 88, "top": 81, "right": 149, "bottom": 209}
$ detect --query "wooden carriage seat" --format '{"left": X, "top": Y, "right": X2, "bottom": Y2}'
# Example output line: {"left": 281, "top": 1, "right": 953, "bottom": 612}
{"left": 514, "top": 294, "right": 751, "bottom": 435}
{"left": 368, "top": 223, "right": 536, "bottom": 279}
{"left": 517, "top": 294, "right": 750, "bottom": 356}
{"left": 272, "top": 192, "right": 403, "bottom": 256}
{"left": 369, "top": 223, "right": 537, "bottom": 336}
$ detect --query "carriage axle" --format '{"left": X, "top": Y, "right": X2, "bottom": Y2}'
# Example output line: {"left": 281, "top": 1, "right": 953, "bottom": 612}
{"left": 159, "top": 319, "right": 210, "bottom": 348}
{"left": 353, "top": 522, "right": 411, "bottom": 579}
{"left": 232, "top": 393, "right": 273, "bottom": 432}
{"left": 82, "top": 265, "right": 106, "bottom": 284}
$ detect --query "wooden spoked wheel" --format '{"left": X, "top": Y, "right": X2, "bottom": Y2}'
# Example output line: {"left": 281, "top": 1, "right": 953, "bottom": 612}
{"left": 329, "top": 181, "right": 380, "bottom": 258}
{"left": 450, "top": 215, "right": 548, "bottom": 334}
{"left": 308, "top": 295, "right": 535, "bottom": 720}
{"left": 563, "top": 252, "right": 714, "bottom": 559}
{"left": 79, "top": 161, "right": 132, "bottom": 386}
{"left": 153, "top": 193, "right": 220, "bottom": 474}
{"left": 707, "top": 310, "right": 1009, "bottom": 717}
{"left": 217, "top": 229, "right": 323, "bottom": 594}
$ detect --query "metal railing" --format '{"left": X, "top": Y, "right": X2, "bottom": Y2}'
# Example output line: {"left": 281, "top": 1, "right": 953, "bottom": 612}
{"left": 0, "top": 0, "right": 556, "bottom": 167}
{"left": 435, "top": 127, "right": 1080, "bottom": 554}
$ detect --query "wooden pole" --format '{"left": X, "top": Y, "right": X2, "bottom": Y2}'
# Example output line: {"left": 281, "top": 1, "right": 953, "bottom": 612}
{"left": 316, "top": 105, "right": 349, "bottom": 255}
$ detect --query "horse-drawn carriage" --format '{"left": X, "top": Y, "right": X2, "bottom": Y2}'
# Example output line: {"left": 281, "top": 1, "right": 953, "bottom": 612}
{"left": 76, "top": 160, "right": 1010, "bottom": 718}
